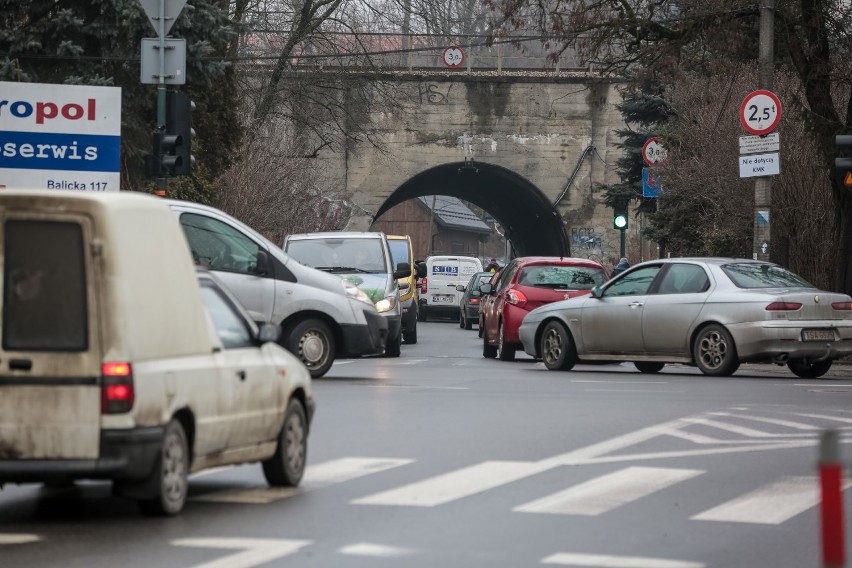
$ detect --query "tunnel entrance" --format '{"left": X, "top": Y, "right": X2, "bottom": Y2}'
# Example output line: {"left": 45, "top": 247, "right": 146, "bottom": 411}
{"left": 372, "top": 162, "right": 570, "bottom": 258}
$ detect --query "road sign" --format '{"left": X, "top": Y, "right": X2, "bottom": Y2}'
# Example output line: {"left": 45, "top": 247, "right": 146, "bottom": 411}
{"left": 139, "top": 0, "right": 187, "bottom": 36}
{"left": 442, "top": 47, "right": 464, "bottom": 68}
{"left": 642, "top": 137, "right": 667, "bottom": 166}
{"left": 642, "top": 167, "right": 660, "bottom": 197}
{"left": 740, "top": 90, "right": 782, "bottom": 135}
{"left": 140, "top": 39, "right": 186, "bottom": 84}
{"left": 739, "top": 152, "right": 780, "bottom": 178}
{"left": 739, "top": 132, "right": 780, "bottom": 154}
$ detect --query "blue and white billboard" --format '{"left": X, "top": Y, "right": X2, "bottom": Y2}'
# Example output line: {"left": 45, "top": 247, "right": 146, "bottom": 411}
{"left": 0, "top": 82, "right": 121, "bottom": 191}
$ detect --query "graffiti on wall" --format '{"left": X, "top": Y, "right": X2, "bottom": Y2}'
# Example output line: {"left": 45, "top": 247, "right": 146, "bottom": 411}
{"left": 419, "top": 83, "right": 450, "bottom": 105}
{"left": 571, "top": 227, "right": 605, "bottom": 258}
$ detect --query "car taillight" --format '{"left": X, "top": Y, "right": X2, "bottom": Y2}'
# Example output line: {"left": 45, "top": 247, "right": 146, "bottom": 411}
{"left": 101, "top": 361, "right": 134, "bottom": 414}
{"left": 765, "top": 302, "right": 803, "bottom": 311}
{"left": 469, "top": 297, "right": 479, "bottom": 304}
{"left": 421, "top": 277, "right": 427, "bottom": 294}
{"left": 832, "top": 302, "right": 852, "bottom": 310}
{"left": 507, "top": 289, "right": 528, "bottom": 306}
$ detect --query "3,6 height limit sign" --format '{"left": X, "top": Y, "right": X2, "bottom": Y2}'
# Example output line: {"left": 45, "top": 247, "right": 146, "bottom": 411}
{"left": 739, "top": 90, "right": 782, "bottom": 136}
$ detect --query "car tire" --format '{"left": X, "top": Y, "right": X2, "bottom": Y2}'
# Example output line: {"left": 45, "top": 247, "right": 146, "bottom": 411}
{"left": 634, "top": 361, "right": 665, "bottom": 374}
{"left": 138, "top": 420, "right": 189, "bottom": 516}
{"left": 262, "top": 398, "right": 308, "bottom": 487}
{"left": 464, "top": 316, "right": 473, "bottom": 331}
{"left": 459, "top": 313, "right": 465, "bottom": 329}
{"left": 385, "top": 331, "right": 402, "bottom": 357}
{"left": 498, "top": 323, "right": 516, "bottom": 361}
{"left": 478, "top": 316, "right": 484, "bottom": 338}
{"left": 403, "top": 322, "right": 418, "bottom": 345}
{"left": 540, "top": 321, "right": 577, "bottom": 371}
{"left": 787, "top": 359, "right": 832, "bottom": 378}
{"left": 483, "top": 329, "right": 497, "bottom": 358}
{"left": 693, "top": 324, "right": 740, "bottom": 377}
{"left": 283, "top": 318, "right": 335, "bottom": 379}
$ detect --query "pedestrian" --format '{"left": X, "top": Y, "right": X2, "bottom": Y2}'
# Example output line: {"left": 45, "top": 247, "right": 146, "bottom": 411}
{"left": 611, "top": 257, "right": 630, "bottom": 277}
{"left": 485, "top": 257, "right": 500, "bottom": 272}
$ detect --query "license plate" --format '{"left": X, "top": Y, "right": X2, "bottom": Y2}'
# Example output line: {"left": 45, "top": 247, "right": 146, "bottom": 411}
{"left": 802, "top": 329, "right": 835, "bottom": 341}
{"left": 432, "top": 295, "right": 454, "bottom": 303}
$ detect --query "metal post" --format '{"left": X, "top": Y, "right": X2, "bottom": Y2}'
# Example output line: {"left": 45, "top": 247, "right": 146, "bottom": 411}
{"left": 155, "top": 0, "right": 168, "bottom": 195}
{"left": 620, "top": 229, "right": 625, "bottom": 259}
{"left": 819, "top": 429, "right": 846, "bottom": 568}
{"left": 752, "top": 0, "right": 774, "bottom": 260}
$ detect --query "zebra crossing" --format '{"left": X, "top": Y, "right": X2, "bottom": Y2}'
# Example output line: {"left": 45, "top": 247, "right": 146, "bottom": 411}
{"left": 189, "top": 405, "right": 852, "bottom": 527}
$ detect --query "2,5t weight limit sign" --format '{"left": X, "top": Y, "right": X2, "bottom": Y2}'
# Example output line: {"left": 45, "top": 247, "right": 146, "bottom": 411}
{"left": 739, "top": 90, "right": 782, "bottom": 135}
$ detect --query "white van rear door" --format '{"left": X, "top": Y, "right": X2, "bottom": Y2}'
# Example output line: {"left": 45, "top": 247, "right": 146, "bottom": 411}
{"left": 0, "top": 214, "right": 102, "bottom": 460}
{"left": 427, "top": 258, "right": 460, "bottom": 305}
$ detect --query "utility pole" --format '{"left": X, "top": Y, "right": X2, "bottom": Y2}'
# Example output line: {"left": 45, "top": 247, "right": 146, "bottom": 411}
{"left": 753, "top": 0, "right": 775, "bottom": 261}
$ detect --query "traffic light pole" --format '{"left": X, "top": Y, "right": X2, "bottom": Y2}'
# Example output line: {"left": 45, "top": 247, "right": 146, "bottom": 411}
{"left": 620, "top": 229, "right": 625, "bottom": 259}
{"left": 753, "top": 0, "right": 774, "bottom": 262}
{"left": 155, "top": 0, "right": 168, "bottom": 195}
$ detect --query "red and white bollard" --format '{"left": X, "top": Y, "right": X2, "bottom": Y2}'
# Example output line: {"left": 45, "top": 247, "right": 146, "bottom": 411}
{"left": 820, "top": 429, "right": 846, "bottom": 568}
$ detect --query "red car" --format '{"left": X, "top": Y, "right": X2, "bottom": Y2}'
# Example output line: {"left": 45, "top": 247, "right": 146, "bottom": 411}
{"left": 480, "top": 257, "right": 608, "bottom": 361}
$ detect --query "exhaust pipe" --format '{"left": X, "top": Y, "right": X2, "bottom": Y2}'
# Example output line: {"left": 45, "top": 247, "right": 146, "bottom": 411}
{"left": 773, "top": 353, "right": 789, "bottom": 364}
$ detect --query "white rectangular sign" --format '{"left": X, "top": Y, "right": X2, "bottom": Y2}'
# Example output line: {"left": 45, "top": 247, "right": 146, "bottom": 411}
{"left": 739, "top": 132, "right": 780, "bottom": 154}
{"left": 739, "top": 152, "right": 780, "bottom": 178}
{"left": 0, "top": 82, "right": 121, "bottom": 191}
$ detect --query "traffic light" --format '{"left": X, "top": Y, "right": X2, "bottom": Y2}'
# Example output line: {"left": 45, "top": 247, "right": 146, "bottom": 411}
{"left": 166, "top": 91, "right": 195, "bottom": 176}
{"left": 613, "top": 209, "right": 628, "bottom": 230}
{"left": 836, "top": 135, "right": 852, "bottom": 188}
{"left": 144, "top": 129, "right": 182, "bottom": 177}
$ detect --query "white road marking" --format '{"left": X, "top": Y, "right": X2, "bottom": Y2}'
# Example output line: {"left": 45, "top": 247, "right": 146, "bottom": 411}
{"left": 706, "top": 412, "right": 820, "bottom": 431}
{"left": 362, "top": 384, "right": 469, "bottom": 390}
{"left": 352, "top": 460, "right": 550, "bottom": 507}
{"left": 0, "top": 534, "right": 42, "bottom": 545}
{"left": 542, "top": 552, "right": 705, "bottom": 567}
{"left": 791, "top": 412, "right": 852, "bottom": 424}
{"left": 339, "top": 542, "right": 416, "bottom": 557}
{"left": 691, "top": 476, "right": 852, "bottom": 524}
{"left": 515, "top": 466, "right": 703, "bottom": 516}
{"left": 571, "top": 380, "right": 669, "bottom": 384}
{"left": 171, "top": 538, "right": 311, "bottom": 568}
{"left": 387, "top": 359, "right": 429, "bottom": 366}
{"left": 680, "top": 417, "right": 775, "bottom": 438}
{"left": 584, "top": 389, "right": 685, "bottom": 394}
{"left": 792, "top": 383, "right": 852, "bottom": 387}
{"left": 332, "top": 360, "right": 355, "bottom": 365}
{"left": 193, "top": 457, "right": 413, "bottom": 504}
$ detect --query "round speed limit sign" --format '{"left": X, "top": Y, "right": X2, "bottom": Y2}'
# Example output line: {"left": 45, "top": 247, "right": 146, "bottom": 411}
{"left": 442, "top": 46, "right": 464, "bottom": 68}
{"left": 739, "top": 90, "right": 782, "bottom": 135}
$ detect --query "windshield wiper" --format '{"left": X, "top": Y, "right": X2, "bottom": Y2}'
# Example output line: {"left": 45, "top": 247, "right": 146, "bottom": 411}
{"left": 314, "top": 266, "right": 370, "bottom": 273}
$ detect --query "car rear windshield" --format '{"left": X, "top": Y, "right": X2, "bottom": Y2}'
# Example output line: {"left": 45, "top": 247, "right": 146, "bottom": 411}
{"left": 722, "top": 263, "right": 814, "bottom": 289}
{"left": 3, "top": 220, "right": 88, "bottom": 351}
{"left": 518, "top": 265, "right": 606, "bottom": 290}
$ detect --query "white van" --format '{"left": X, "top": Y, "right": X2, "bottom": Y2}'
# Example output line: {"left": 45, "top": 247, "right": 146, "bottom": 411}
{"left": 418, "top": 255, "right": 483, "bottom": 321}
{"left": 0, "top": 191, "right": 314, "bottom": 516}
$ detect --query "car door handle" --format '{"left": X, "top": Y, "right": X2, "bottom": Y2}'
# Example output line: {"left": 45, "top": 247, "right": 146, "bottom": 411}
{"left": 628, "top": 302, "right": 644, "bottom": 308}
{"left": 237, "top": 370, "right": 246, "bottom": 381}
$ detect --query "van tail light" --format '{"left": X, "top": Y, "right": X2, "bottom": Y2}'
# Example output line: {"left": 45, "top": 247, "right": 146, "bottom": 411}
{"left": 421, "top": 277, "right": 427, "bottom": 294}
{"left": 765, "top": 302, "right": 802, "bottom": 311}
{"left": 101, "top": 362, "right": 135, "bottom": 414}
{"left": 832, "top": 302, "right": 852, "bottom": 310}
{"left": 507, "top": 289, "right": 528, "bottom": 307}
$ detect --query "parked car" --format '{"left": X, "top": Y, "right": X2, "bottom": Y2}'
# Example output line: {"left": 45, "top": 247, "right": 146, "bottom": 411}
{"left": 283, "top": 231, "right": 410, "bottom": 357}
{"left": 419, "top": 255, "right": 484, "bottom": 321}
{"left": 169, "top": 201, "right": 389, "bottom": 378}
{"left": 387, "top": 235, "right": 425, "bottom": 344}
{"left": 0, "top": 191, "right": 314, "bottom": 516}
{"left": 519, "top": 258, "right": 852, "bottom": 378}
{"left": 457, "top": 271, "right": 495, "bottom": 330}
{"left": 481, "top": 257, "right": 608, "bottom": 361}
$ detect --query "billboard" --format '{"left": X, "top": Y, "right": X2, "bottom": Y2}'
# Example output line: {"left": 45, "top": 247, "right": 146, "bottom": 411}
{"left": 0, "top": 82, "right": 121, "bottom": 191}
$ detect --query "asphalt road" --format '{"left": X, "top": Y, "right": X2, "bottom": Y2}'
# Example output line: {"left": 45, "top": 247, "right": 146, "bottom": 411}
{"left": 1, "top": 319, "right": 851, "bottom": 568}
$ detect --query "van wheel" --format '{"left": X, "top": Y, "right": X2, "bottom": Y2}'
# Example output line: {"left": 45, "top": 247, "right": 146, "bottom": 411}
{"left": 403, "top": 322, "right": 418, "bottom": 344}
{"left": 138, "top": 420, "right": 189, "bottom": 516}
{"left": 385, "top": 331, "right": 401, "bottom": 357}
{"left": 284, "top": 318, "right": 334, "bottom": 378}
{"left": 262, "top": 398, "right": 307, "bottom": 487}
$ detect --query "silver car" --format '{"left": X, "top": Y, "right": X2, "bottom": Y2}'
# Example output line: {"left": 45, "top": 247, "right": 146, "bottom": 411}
{"left": 518, "top": 258, "right": 852, "bottom": 378}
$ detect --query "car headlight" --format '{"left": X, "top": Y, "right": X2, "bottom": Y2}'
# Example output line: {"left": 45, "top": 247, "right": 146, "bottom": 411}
{"left": 375, "top": 295, "right": 397, "bottom": 313}
{"left": 341, "top": 280, "right": 372, "bottom": 304}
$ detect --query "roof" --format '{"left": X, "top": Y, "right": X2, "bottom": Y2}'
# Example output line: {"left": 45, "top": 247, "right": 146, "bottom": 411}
{"left": 418, "top": 196, "right": 491, "bottom": 234}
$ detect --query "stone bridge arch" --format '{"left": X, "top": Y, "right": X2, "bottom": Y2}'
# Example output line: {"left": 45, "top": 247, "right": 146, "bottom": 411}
{"left": 374, "top": 162, "right": 570, "bottom": 257}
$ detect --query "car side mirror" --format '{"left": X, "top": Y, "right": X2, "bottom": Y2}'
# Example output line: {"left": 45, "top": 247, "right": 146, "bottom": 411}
{"left": 255, "top": 250, "right": 270, "bottom": 276}
{"left": 456, "top": 285, "right": 466, "bottom": 292}
{"left": 393, "top": 262, "right": 411, "bottom": 280}
{"left": 257, "top": 322, "right": 280, "bottom": 343}
{"left": 591, "top": 286, "right": 603, "bottom": 298}
{"left": 479, "top": 283, "right": 493, "bottom": 294}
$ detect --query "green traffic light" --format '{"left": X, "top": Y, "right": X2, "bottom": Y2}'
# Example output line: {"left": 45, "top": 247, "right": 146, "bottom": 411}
{"left": 613, "top": 213, "right": 628, "bottom": 230}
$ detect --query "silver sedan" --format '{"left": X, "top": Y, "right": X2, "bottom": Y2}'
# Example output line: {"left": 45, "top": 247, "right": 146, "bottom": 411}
{"left": 518, "top": 258, "right": 852, "bottom": 378}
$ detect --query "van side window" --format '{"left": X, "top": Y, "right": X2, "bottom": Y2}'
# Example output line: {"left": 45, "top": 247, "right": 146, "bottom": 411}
{"left": 3, "top": 220, "right": 88, "bottom": 351}
{"left": 180, "top": 213, "right": 262, "bottom": 276}
{"left": 199, "top": 285, "right": 254, "bottom": 349}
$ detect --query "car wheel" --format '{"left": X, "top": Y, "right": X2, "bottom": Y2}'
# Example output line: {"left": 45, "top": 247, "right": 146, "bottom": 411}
{"left": 498, "top": 323, "right": 516, "bottom": 361}
{"left": 138, "top": 420, "right": 189, "bottom": 516}
{"left": 385, "top": 331, "right": 402, "bottom": 357}
{"left": 284, "top": 318, "right": 334, "bottom": 379}
{"left": 634, "top": 362, "right": 665, "bottom": 374}
{"left": 464, "top": 315, "right": 473, "bottom": 331}
{"left": 540, "top": 321, "right": 577, "bottom": 371}
{"left": 403, "top": 321, "right": 418, "bottom": 344}
{"left": 459, "top": 313, "right": 465, "bottom": 328}
{"left": 262, "top": 398, "right": 308, "bottom": 487}
{"left": 477, "top": 316, "right": 484, "bottom": 338}
{"left": 693, "top": 324, "right": 740, "bottom": 377}
{"left": 787, "top": 359, "right": 832, "bottom": 378}
{"left": 483, "top": 328, "right": 497, "bottom": 358}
